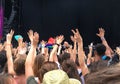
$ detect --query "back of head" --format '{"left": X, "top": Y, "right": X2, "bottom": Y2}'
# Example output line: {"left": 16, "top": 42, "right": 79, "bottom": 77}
{"left": 33, "top": 54, "right": 45, "bottom": 77}
{"left": 14, "top": 54, "right": 26, "bottom": 76}
{"left": 0, "top": 74, "right": 16, "bottom": 84}
{"left": 0, "top": 50, "right": 7, "bottom": 73}
{"left": 89, "top": 60, "right": 108, "bottom": 73}
{"left": 62, "top": 59, "right": 81, "bottom": 81}
{"left": 39, "top": 61, "right": 58, "bottom": 82}
{"left": 59, "top": 52, "right": 70, "bottom": 64}
{"left": 85, "top": 63, "right": 120, "bottom": 84}
{"left": 95, "top": 44, "right": 106, "bottom": 56}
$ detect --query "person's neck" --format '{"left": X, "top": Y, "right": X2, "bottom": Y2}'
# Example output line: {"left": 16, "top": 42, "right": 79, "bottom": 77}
{"left": 14, "top": 74, "right": 25, "bottom": 78}
{"left": 94, "top": 55, "right": 101, "bottom": 62}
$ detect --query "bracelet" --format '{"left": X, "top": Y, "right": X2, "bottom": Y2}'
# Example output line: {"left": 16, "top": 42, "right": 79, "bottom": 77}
{"left": 54, "top": 43, "right": 60, "bottom": 46}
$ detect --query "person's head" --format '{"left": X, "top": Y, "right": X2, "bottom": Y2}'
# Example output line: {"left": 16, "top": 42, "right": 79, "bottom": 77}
{"left": 39, "top": 61, "right": 58, "bottom": 82}
{"left": 62, "top": 59, "right": 81, "bottom": 81}
{"left": 0, "top": 50, "right": 7, "bottom": 73}
{"left": 33, "top": 54, "right": 45, "bottom": 77}
{"left": 12, "top": 48, "right": 17, "bottom": 57}
{"left": 42, "top": 70, "right": 81, "bottom": 84}
{"left": 59, "top": 52, "right": 70, "bottom": 65}
{"left": 0, "top": 74, "right": 16, "bottom": 84}
{"left": 85, "top": 63, "right": 120, "bottom": 84}
{"left": 14, "top": 54, "right": 26, "bottom": 76}
{"left": 94, "top": 44, "right": 106, "bottom": 57}
{"left": 88, "top": 60, "right": 108, "bottom": 73}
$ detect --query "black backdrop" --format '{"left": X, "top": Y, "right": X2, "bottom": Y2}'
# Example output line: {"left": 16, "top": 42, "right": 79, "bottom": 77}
{"left": 5, "top": 0, "right": 120, "bottom": 48}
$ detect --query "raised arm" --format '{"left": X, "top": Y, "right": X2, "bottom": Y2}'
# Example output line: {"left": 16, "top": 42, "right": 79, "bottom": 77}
{"left": 96, "top": 28, "right": 113, "bottom": 57}
{"left": 25, "top": 30, "right": 39, "bottom": 79}
{"left": 49, "top": 35, "right": 64, "bottom": 62}
{"left": 40, "top": 40, "right": 46, "bottom": 55}
{"left": 72, "top": 29, "right": 89, "bottom": 76}
{"left": 57, "top": 44, "right": 62, "bottom": 56}
{"left": 40, "top": 40, "right": 49, "bottom": 61}
{"left": 70, "top": 34, "right": 77, "bottom": 62}
{"left": 6, "top": 30, "right": 15, "bottom": 75}
{"left": 87, "top": 43, "right": 93, "bottom": 65}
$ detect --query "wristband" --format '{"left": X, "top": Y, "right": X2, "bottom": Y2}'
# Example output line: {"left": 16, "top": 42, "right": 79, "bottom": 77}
{"left": 54, "top": 43, "right": 60, "bottom": 46}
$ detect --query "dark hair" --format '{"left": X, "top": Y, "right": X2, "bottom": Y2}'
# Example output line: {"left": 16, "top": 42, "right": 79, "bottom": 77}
{"left": 88, "top": 60, "right": 108, "bottom": 73}
{"left": 39, "top": 61, "right": 58, "bottom": 82}
{"left": 109, "top": 54, "right": 119, "bottom": 65}
{"left": 95, "top": 44, "right": 106, "bottom": 56}
{"left": 62, "top": 59, "right": 81, "bottom": 81}
{"left": 14, "top": 54, "right": 26, "bottom": 75}
{"left": 59, "top": 52, "right": 70, "bottom": 65}
{"left": 2, "top": 63, "right": 8, "bottom": 74}
{"left": 0, "top": 50, "right": 7, "bottom": 73}
{"left": 85, "top": 63, "right": 120, "bottom": 84}
{"left": 33, "top": 54, "right": 45, "bottom": 77}
{"left": 0, "top": 74, "right": 14, "bottom": 84}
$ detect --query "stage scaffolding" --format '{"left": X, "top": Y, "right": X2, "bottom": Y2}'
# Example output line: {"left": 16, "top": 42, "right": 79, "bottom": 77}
{"left": 0, "top": 0, "right": 20, "bottom": 43}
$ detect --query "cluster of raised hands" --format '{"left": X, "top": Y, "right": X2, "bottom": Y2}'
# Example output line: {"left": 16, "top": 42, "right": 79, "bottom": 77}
{"left": 2, "top": 27, "right": 120, "bottom": 84}
{"left": 5, "top": 28, "right": 120, "bottom": 66}
{"left": 4, "top": 28, "right": 117, "bottom": 58}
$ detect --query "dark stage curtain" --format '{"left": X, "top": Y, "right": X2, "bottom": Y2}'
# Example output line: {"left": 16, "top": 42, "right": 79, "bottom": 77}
{"left": 5, "top": 0, "right": 120, "bottom": 48}
{"left": 0, "top": 0, "right": 4, "bottom": 39}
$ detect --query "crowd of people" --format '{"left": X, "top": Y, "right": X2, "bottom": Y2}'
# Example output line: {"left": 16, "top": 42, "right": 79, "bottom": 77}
{"left": 0, "top": 28, "right": 120, "bottom": 84}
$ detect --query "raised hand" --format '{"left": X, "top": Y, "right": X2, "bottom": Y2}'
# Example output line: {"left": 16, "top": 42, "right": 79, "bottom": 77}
{"left": 32, "top": 32, "right": 39, "bottom": 46}
{"left": 27, "top": 29, "right": 34, "bottom": 42}
{"left": 55, "top": 35, "right": 64, "bottom": 45}
{"left": 27, "top": 30, "right": 39, "bottom": 47}
{"left": 70, "top": 35, "right": 76, "bottom": 42}
{"left": 25, "top": 30, "right": 39, "bottom": 79}
{"left": 71, "top": 29, "right": 82, "bottom": 43}
{"left": 71, "top": 29, "right": 89, "bottom": 76}
{"left": 96, "top": 28, "right": 113, "bottom": 57}
{"left": 6, "top": 30, "right": 15, "bottom": 75}
{"left": 6, "top": 30, "right": 14, "bottom": 43}
{"left": 115, "top": 47, "right": 120, "bottom": 56}
{"left": 41, "top": 40, "right": 46, "bottom": 47}
{"left": 96, "top": 28, "right": 105, "bottom": 38}
{"left": 88, "top": 42, "right": 93, "bottom": 51}
{"left": 63, "top": 41, "right": 70, "bottom": 48}
{"left": 49, "top": 35, "right": 64, "bottom": 62}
